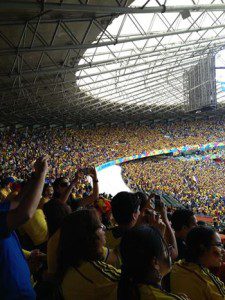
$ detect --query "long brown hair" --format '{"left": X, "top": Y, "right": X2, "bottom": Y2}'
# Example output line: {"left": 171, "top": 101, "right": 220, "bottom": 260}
{"left": 57, "top": 208, "right": 102, "bottom": 281}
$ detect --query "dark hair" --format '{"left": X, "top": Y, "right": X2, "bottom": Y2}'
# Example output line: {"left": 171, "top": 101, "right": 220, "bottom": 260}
{"left": 197, "top": 220, "right": 206, "bottom": 226}
{"left": 57, "top": 209, "right": 102, "bottom": 280}
{"left": 135, "top": 192, "right": 148, "bottom": 211}
{"left": 111, "top": 192, "right": 140, "bottom": 225}
{"left": 185, "top": 226, "right": 215, "bottom": 263}
{"left": 53, "top": 177, "right": 68, "bottom": 199}
{"left": 1, "top": 177, "right": 13, "bottom": 188}
{"left": 42, "top": 183, "right": 53, "bottom": 197}
{"left": 118, "top": 226, "right": 169, "bottom": 300}
{"left": 171, "top": 209, "right": 194, "bottom": 231}
{"left": 43, "top": 199, "right": 71, "bottom": 237}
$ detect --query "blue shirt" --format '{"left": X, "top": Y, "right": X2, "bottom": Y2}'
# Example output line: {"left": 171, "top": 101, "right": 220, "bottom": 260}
{"left": 0, "top": 202, "right": 36, "bottom": 300}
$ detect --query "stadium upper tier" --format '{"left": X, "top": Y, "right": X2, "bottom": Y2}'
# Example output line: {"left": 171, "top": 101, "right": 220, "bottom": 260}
{"left": 1, "top": 116, "right": 225, "bottom": 179}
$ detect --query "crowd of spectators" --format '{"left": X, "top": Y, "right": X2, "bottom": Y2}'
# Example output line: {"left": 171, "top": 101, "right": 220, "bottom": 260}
{"left": 1, "top": 116, "right": 225, "bottom": 181}
{"left": 122, "top": 155, "right": 225, "bottom": 224}
{"left": 1, "top": 116, "right": 225, "bottom": 299}
{"left": 1, "top": 158, "right": 225, "bottom": 299}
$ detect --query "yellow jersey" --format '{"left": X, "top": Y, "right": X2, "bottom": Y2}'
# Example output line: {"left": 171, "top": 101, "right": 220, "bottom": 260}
{"left": 139, "top": 284, "right": 189, "bottom": 300}
{"left": 22, "top": 249, "right": 31, "bottom": 259}
{"left": 105, "top": 227, "right": 121, "bottom": 249}
{"left": 61, "top": 261, "right": 120, "bottom": 300}
{"left": 0, "top": 187, "right": 10, "bottom": 202}
{"left": 20, "top": 209, "right": 48, "bottom": 246}
{"left": 170, "top": 260, "right": 225, "bottom": 300}
{"left": 105, "top": 227, "right": 122, "bottom": 268}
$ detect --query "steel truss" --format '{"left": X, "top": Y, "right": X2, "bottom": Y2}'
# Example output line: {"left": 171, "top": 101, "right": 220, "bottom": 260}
{"left": 1, "top": 0, "right": 225, "bottom": 126}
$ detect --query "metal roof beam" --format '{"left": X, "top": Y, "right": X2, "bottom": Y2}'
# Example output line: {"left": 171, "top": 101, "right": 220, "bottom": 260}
{"left": 2, "top": 65, "right": 185, "bottom": 105}
{"left": 2, "top": 38, "right": 223, "bottom": 77}
{"left": 1, "top": 23, "right": 225, "bottom": 54}
{"left": 1, "top": 2, "right": 225, "bottom": 14}
{"left": 76, "top": 49, "right": 214, "bottom": 80}
{"left": 77, "top": 53, "right": 206, "bottom": 85}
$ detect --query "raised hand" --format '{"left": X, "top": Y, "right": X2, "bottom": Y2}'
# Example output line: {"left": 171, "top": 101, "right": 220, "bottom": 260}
{"left": 34, "top": 156, "right": 49, "bottom": 175}
{"left": 89, "top": 167, "right": 97, "bottom": 180}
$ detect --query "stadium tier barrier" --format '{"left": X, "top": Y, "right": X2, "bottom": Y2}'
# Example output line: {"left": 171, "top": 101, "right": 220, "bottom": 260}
{"left": 95, "top": 141, "right": 225, "bottom": 171}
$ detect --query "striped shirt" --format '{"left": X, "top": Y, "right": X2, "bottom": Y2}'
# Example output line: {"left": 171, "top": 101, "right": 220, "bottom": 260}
{"left": 61, "top": 261, "right": 120, "bottom": 300}
{"left": 139, "top": 284, "right": 189, "bottom": 300}
{"left": 171, "top": 260, "right": 225, "bottom": 299}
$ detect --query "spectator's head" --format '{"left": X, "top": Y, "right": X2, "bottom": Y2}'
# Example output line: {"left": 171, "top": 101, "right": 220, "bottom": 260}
{"left": 1, "top": 177, "right": 14, "bottom": 189}
{"left": 136, "top": 192, "right": 152, "bottom": 213}
{"left": 185, "top": 226, "right": 224, "bottom": 268}
{"left": 10, "top": 182, "right": 21, "bottom": 193}
{"left": 42, "top": 183, "right": 54, "bottom": 199}
{"left": 43, "top": 199, "right": 71, "bottom": 237}
{"left": 171, "top": 209, "right": 197, "bottom": 239}
{"left": 118, "top": 225, "right": 171, "bottom": 300}
{"left": 197, "top": 220, "right": 206, "bottom": 226}
{"left": 58, "top": 209, "right": 106, "bottom": 278}
{"left": 111, "top": 192, "right": 141, "bottom": 227}
{"left": 53, "top": 177, "right": 69, "bottom": 198}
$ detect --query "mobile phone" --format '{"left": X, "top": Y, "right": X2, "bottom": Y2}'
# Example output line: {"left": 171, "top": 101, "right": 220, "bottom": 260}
{"left": 154, "top": 195, "right": 161, "bottom": 210}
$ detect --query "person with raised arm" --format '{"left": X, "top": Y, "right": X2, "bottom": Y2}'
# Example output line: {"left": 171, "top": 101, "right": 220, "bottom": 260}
{"left": 45, "top": 167, "right": 99, "bottom": 277}
{"left": 0, "top": 156, "right": 48, "bottom": 300}
{"left": 79, "top": 167, "right": 99, "bottom": 207}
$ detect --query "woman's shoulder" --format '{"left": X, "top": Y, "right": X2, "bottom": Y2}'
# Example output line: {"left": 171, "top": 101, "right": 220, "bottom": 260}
{"left": 139, "top": 284, "right": 189, "bottom": 300}
{"left": 172, "top": 260, "right": 203, "bottom": 275}
{"left": 171, "top": 261, "right": 225, "bottom": 298}
{"left": 64, "top": 261, "right": 120, "bottom": 284}
{"left": 171, "top": 260, "right": 209, "bottom": 286}
{"left": 90, "top": 260, "right": 121, "bottom": 282}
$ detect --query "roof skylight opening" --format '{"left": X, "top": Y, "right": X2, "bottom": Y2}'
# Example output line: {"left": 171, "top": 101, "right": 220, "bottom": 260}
{"left": 77, "top": 0, "right": 225, "bottom": 112}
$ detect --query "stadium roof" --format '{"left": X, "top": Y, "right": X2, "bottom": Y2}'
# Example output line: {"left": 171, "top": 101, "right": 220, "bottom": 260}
{"left": 1, "top": 0, "right": 225, "bottom": 126}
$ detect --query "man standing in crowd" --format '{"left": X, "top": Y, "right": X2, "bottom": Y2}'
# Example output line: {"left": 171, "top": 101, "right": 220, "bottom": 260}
{"left": 171, "top": 209, "right": 197, "bottom": 260}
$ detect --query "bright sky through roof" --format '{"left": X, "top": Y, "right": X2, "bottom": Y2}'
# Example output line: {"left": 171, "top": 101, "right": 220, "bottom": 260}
{"left": 76, "top": 0, "right": 225, "bottom": 108}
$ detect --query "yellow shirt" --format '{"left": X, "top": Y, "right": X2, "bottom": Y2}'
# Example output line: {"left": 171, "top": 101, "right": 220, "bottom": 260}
{"left": 105, "top": 228, "right": 120, "bottom": 249}
{"left": 4, "top": 191, "right": 19, "bottom": 202}
{"left": 61, "top": 261, "right": 120, "bottom": 300}
{"left": 22, "top": 249, "right": 31, "bottom": 259}
{"left": 105, "top": 228, "right": 122, "bottom": 268}
{"left": 139, "top": 284, "right": 189, "bottom": 300}
{"left": 38, "top": 196, "right": 49, "bottom": 210}
{"left": 0, "top": 187, "right": 10, "bottom": 202}
{"left": 170, "top": 260, "right": 225, "bottom": 300}
{"left": 20, "top": 209, "right": 48, "bottom": 246}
